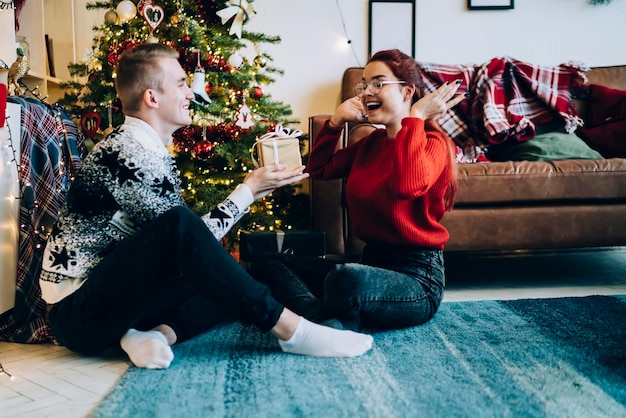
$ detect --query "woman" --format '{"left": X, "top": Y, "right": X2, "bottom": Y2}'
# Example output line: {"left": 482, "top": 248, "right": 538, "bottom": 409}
{"left": 251, "top": 49, "right": 464, "bottom": 330}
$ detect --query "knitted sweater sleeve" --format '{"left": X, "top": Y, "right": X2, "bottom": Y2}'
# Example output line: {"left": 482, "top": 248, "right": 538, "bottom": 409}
{"left": 306, "top": 121, "right": 362, "bottom": 180}
{"left": 391, "top": 118, "right": 450, "bottom": 199}
{"left": 200, "top": 184, "right": 253, "bottom": 241}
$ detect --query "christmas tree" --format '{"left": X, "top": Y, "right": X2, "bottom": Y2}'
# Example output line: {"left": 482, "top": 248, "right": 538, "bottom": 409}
{"left": 58, "top": 0, "right": 309, "bottom": 248}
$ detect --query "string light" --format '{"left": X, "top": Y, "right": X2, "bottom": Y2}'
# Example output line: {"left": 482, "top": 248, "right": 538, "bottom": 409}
{"left": 5, "top": 90, "right": 76, "bottom": 245}
{"left": 335, "top": 0, "right": 361, "bottom": 66}
{"left": 3, "top": 115, "right": 20, "bottom": 178}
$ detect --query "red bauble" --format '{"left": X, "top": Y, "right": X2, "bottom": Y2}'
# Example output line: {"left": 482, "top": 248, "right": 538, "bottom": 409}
{"left": 182, "top": 35, "right": 191, "bottom": 43}
{"left": 107, "top": 52, "right": 119, "bottom": 66}
{"left": 193, "top": 139, "right": 214, "bottom": 161}
{"left": 250, "top": 86, "right": 263, "bottom": 100}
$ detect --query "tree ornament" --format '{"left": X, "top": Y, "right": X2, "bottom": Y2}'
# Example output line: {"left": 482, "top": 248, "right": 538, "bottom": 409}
{"left": 182, "top": 35, "right": 191, "bottom": 43}
{"left": 116, "top": 0, "right": 137, "bottom": 23}
{"left": 107, "top": 51, "right": 119, "bottom": 66}
{"left": 80, "top": 111, "right": 101, "bottom": 138}
{"left": 228, "top": 52, "right": 243, "bottom": 69}
{"left": 193, "top": 138, "right": 214, "bottom": 161}
{"left": 235, "top": 99, "right": 254, "bottom": 130}
{"left": 104, "top": 9, "right": 119, "bottom": 24}
{"left": 142, "top": 4, "right": 164, "bottom": 31}
{"left": 216, "top": 0, "right": 256, "bottom": 39}
{"left": 253, "top": 55, "right": 266, "bottom": 69}
{"left": 191, "top": 67, "right": 212, "bottom": 104}
{"left": 250, "top": 85, "right": 263, "bottom": 100}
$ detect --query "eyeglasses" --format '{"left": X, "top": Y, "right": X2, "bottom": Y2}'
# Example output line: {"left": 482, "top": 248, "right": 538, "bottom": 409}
{"left": 354, "top": 79, "right": 406, "bottom": 96}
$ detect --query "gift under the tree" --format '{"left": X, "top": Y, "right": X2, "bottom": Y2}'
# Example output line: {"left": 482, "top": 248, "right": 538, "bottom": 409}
{"left": 239, "top": 230, "right": 326, "bottom": 268}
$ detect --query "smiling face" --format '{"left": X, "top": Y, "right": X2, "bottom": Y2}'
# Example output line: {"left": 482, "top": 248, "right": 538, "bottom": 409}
{"left": 153, "top": 56, "right": 194, "bottom": 133}
{"left": 360, "top": 61, "right": 413, "bottom": 135}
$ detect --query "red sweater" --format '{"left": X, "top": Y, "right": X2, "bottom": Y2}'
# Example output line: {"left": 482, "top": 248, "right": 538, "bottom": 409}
{"left": 307, "top": 118, "right": 452, "bottom": 250}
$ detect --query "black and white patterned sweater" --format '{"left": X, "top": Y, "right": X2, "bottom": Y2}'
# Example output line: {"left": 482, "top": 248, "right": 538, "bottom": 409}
{"left": 39, "top": 117, "right": 253, "bottom": 304}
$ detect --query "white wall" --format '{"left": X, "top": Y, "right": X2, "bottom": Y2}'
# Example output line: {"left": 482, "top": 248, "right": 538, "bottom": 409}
{"left": 246, "top": 0, "right": 626, "bottom": 133}
{"left": 0, "top": 3, "right": 16, "bottom": 65}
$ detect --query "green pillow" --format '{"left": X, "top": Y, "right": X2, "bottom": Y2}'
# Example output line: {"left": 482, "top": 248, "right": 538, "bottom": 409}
{"left": 495, "top": 131, "right": 603, "bottom": 161}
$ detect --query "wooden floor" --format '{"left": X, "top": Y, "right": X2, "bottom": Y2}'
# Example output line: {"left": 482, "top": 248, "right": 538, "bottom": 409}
{"left": 2, "top": 248, "right": 626, "bottom": 418}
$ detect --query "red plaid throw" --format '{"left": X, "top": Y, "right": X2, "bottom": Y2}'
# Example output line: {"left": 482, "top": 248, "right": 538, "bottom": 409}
{"left": 418, "top": 57, "right": 587, "bottom": 147}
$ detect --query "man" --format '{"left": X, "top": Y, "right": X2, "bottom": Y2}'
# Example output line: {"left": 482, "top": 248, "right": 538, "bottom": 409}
{"left": 39, "top": 43, "right": 372, "bottom": 369}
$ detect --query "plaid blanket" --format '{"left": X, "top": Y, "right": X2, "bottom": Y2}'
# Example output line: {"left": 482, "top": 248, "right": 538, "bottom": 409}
{"left": 0, "top": 97, "right": 84, "bottom": 343}
{"left": 418, "top": 57, "right": 587, "bottom": 148}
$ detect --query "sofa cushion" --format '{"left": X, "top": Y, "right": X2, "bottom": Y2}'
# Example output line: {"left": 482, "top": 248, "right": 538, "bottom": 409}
{"left": 487, "top": 131, "right": 602, "bottom": 162}
{"left": 454, "top": 158, "right": 626, "bottom": 206}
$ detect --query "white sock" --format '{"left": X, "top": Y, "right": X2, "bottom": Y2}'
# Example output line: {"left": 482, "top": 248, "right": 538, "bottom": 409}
{"left": 278, "top": 316, "right": 373, "bottom": 358}
{"left": 120, "top": 328, "right": 174, "bottom": 369}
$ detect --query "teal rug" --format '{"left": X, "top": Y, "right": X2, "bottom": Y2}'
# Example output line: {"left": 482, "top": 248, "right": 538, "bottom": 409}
{"left": 91, "top": 295, "right": 626, "bottom": 417}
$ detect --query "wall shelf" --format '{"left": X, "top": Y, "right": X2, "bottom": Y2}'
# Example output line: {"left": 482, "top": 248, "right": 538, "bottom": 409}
{"left": 16, "top": 0, "right": 76, "bottom": 103}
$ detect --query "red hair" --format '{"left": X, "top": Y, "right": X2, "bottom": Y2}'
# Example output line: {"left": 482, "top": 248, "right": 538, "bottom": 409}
{"left": 368, "top": 50, "right": 458, "bottom": 211}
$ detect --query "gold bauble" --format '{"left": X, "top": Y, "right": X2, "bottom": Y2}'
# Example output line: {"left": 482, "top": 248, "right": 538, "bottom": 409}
{"left": 170, "top": 13, "right": 181, "bottom": 25}
{"left": 104, "top": 9, "right": 119, "bottom": 24}
{"left": 254, "top": 55, "right": 267, "bottom": 69}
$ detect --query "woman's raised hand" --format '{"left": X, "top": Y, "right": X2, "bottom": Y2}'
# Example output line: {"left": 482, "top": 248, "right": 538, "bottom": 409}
{"left": 329, "top": 96, "right": 368, "bottom": 128}
{"left": 410, "top": 80, "right": 465, "bottom": 121}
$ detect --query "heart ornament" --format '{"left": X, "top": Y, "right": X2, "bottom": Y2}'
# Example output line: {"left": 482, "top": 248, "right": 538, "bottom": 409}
{"left": 80, "top": 111, "right": 101, "bottom": 138}
{"left": 143, "top": 4, "right": 164, "bottom": 31}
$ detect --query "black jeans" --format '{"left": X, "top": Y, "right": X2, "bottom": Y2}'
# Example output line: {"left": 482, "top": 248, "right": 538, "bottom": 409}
{"left": 251, "top": 243, "right": 445, "bottom": 330}
{"left": 48, "top": 206, "right": 284, "bottom": 355}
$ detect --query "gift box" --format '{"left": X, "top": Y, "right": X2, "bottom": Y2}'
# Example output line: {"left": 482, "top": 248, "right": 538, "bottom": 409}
{"left": 239, "top": 230, "right": 326, "bottom": 268}
{"left": 251, "top": 124, "right": 303, "bottom": 170}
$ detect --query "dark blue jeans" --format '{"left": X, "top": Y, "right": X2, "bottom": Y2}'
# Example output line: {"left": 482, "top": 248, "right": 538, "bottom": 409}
{"left": 250, "top": 242, "right": 445, "bottom": 330}
{"left": 48, "top": 206, "right": 284, "bottom": 355}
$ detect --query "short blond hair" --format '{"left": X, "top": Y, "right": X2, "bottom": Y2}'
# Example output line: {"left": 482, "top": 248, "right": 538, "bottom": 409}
{"left": 115, "top": 43, "right": 180, "bottom": 113}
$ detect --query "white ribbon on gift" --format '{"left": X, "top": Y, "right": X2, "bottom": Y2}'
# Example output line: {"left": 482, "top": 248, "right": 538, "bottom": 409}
{"left": 216, "top": 0, "right": 256, "bottom": 39}
{"left": 251, "top": 124, "right": 303, "bottom": 167}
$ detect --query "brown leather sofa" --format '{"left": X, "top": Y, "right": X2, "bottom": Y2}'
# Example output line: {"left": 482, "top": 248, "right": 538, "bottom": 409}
{"left": 308, "top": 65, "right": 626, "bottom": 259}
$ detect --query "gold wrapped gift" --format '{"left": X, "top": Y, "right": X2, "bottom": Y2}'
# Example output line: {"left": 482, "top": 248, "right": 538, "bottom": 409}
{"left": 251, "top": 125, "right": 303, "bottom": 170}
